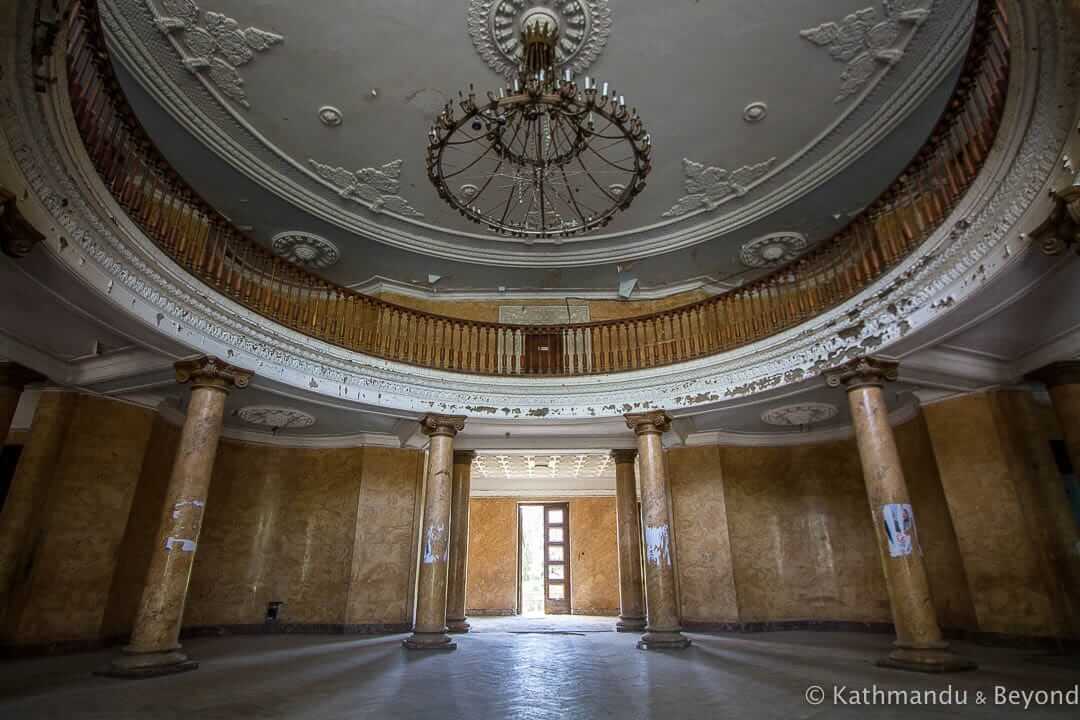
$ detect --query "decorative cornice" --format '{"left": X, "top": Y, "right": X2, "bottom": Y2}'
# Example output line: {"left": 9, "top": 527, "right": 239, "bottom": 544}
{"left": 174, "top": 355, "right": 252, "bottom": 391}
{"left": 625, "top": 411, "right": 672, "bottom": 436}
{"left": 420, "top": 413, "right": 467, "bottom": 437}
{"left": 1026, "top": 361, "right": 1080, "bottom": 389}
{"left": 825, "top": 357, "right": 900, "bottom": 391}
{"left": 801, "top": 1, "right": 933, "bottom": 102}
{"left": 610, "top": 448, "right": 638, "bottom": 464}
{"left": 1, "top": 0, "right": 1073, "bottom": 421}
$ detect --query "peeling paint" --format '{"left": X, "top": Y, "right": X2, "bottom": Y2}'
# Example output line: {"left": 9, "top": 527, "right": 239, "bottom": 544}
{"left": 526, "top": 408, "right": 550, "bottom": 417}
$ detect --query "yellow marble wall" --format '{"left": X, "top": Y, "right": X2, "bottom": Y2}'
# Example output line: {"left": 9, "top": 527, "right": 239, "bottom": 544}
{"left": 466, "top": 498, "right": 519, "bottom": 614}
{"left": 185, "top": 443, "right": 424, "bottom": 628}
{"left": 668, "top": 417, "right": 976, "bottom": 631}
{"left": 669, "top": 446, "right": 739, "bottom": 624}
{"left": 567, "top": 498, "right": 620, "bottom": 615}
{"left": 3, "top": 395, "right": 155, "bottom": 645}
{"left": 924, "top": 391, "right": 1076, "bottom": 637}
{"left": 345, "top": 447, "right": 425, "bottom": 626}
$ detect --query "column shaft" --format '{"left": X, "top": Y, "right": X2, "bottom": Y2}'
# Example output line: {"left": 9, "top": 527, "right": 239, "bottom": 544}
{"left": 404, "top": 414, "right": 465, "bottom": 650}
{"left": 626, "top": 412, "right": 690, "bottom": 650}
{"left": 445, "top": 450, "right": 474, "bottom": 633}
{"left": 829, "top": 358, "right": 973, "bottom": 672}
{"left": 105, "top": 357, "right": 249, "bottom": 678}
{"left": 612, "top": 450, "right": 646, "bottom": 632}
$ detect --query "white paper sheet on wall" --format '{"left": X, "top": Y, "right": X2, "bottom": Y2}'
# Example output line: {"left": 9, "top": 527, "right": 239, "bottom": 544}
{"left": 882, "top": 503, "right": 915, "bottom": 558}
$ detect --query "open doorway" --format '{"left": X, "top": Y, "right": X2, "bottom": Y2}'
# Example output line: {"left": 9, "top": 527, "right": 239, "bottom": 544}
{"left": 518, "top": 503, "right": 570, "bottom": 615}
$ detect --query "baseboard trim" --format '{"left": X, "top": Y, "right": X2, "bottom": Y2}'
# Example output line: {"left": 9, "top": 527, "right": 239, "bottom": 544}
{"left": 180, "top": 623, "right": 412, "bottom": 638}
{"left": 681, "top": 620, "right": 1080, "bottom": 652}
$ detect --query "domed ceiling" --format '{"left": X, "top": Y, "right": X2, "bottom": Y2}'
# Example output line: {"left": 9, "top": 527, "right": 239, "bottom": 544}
{"left": 100, "top": 0, "right": 975, "bottom": 294}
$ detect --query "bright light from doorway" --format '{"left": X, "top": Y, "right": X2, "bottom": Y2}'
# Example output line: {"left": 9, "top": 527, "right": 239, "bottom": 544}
{"left": 519, "top": 505, "right": 545, "bottom": 616}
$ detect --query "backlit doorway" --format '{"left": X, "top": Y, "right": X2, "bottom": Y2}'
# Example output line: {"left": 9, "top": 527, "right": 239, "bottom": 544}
{"left": 518, "top": 503, "right": 570, "bottom": 615}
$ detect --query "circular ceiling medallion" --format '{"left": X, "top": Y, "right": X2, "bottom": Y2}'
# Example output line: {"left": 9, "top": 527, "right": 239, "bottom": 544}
{"left": 467, "top": 0, "right": 612, "bottom": 78}
{"left": 271, "top": 231, "right": 340, "bottom": 269}
{"left": 761, "top": 403, "right": 838, "bottom": 427}
{"left": 237, "top": 405, "right": 317, "bottom": 430}
{"left": 318, "top": 106, "right": 343, "bottom": 127}
{"left": 739, "top": 232, "right": 809, "bottom": 268}
{"left": 743, "top": 101, "right": 768, "bottom": 123}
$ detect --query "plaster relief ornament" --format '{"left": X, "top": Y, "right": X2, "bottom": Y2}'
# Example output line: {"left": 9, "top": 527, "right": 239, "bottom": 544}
{"left": 663, "top": 157, "right": 777, "bottom": 218}
{"left": 271, "top": 231, "right": 340, "bottom": 269}
{"left": 467, "top": 0, "right": 612, "bottom": 78}
{"left": 308, "top": 158, "right": 423, "bottom": 217}
{"left": 801, "top": 1, "right": 933, "bottom": 102}
{"left": 149, "top": 0, "right": 284, "bottom": 108}
{"left": 739, "top": 233, "right": 809, "bottom": 268}
{"left": 761, "top": 402, "right": 839, "bottom": 427}
{"left": 237, "top": 405, "right": 317, "bottom": 430}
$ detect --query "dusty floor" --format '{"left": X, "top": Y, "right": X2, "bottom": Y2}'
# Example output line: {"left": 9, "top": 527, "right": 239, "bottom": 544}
{"left": 1, "top": 617, "right": 1077, "bottom": 719}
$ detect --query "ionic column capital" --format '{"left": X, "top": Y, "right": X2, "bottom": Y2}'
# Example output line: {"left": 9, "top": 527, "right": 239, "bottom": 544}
{"left": 453, "top": 449, "right": 477, "bottom": 463}
{"left": 610, "top": 448, "right": 638, "bottom": 464}
{"left": 174, "top": 356, "right": 252, "bottom": 393}
{"left": 825, "top": 357, "right": 899, "bottom": 392}
{"left": 420, "top": 414, "right": 466, "bottom": 438}
{"left": 625, "top": 411, "right": 671, "bottom": 436}
{"left": 1027, "top": 361, "right": 1080, "bottom": 389}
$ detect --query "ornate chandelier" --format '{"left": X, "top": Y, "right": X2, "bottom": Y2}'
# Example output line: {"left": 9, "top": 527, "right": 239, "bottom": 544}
{"left": 427, "top": 7, "right": 651, "bottom": 239}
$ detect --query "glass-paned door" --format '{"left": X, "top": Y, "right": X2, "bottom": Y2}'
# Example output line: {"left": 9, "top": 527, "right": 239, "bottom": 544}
{"left": 543, "top": 503, "right": 570, "bottom": 614}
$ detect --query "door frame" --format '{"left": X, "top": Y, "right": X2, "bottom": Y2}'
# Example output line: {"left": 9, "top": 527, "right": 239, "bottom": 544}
{"left": 517, "top": 501, "right": 571, "bottom": 615}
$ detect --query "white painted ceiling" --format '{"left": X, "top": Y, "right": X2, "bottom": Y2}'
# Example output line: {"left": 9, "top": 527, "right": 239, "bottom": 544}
{"left": 102, "top": 0, "right": 974, "bottom": 293}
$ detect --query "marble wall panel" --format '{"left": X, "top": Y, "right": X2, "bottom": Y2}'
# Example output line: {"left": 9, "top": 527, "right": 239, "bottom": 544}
{"left": 720, "top": 440, "right": 891, "bottom": 625}
{"left": 6, "top": 395, "right": 154, "bottom": 644}
{"left": 923, "top": 392, "right": 1063, "bottom": 637}
{"left": 346, "top": 447, "right": 424, "bottom": 625}
{"left": 668, "top": 446, "right": 739, "bottom": 624}
{"left": 567, "top": 498, "right": 619, "bottom": 615}
{"left": 466, "top": 498, "right": 518, "bottom": 614}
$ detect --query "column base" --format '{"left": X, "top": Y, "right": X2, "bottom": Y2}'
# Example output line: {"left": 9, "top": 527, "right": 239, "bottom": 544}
{"left": 876, "top": 641, "right": 977, "bottom": 674}
{"left": 446, "top": 619, "right": 471, "bottom": 634}
{"left": 637, "top": 629, "right": 691, "bottom": 650}
{"left": 402, "top": 632, "right": 457, "bottom": 650}
{"left": 99, "top": 648, "right": 199, "bottom": 679}
{"left": 616, "top": 617, "right": 646, "bottom": 632}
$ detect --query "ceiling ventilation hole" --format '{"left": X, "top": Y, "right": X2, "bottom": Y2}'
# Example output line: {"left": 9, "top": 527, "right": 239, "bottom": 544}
{"left": 743, "top": 101, "right": 768, "bottom": 123}
{"left": 318, "top": 106, "right": 343, "bottom": 127}
{"left": 761, "top": 402, "right": 839, "bottom": 427}
{"left": 271, "top": 231, "right": 341, "bottom": 269}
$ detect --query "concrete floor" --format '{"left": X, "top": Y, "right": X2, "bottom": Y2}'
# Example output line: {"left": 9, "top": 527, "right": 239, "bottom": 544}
{"left": 1, "top": 620, "right": 1077, "bottom": 719}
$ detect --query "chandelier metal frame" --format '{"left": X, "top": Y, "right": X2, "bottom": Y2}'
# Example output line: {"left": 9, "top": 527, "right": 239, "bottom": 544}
{"left": 426, "top": 18, "right": 651, "bottom": 239}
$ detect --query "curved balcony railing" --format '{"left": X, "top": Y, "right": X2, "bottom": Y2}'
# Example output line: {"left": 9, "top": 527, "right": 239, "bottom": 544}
{"left": 63, "top": 0, "right": 1009, "bottom": 376}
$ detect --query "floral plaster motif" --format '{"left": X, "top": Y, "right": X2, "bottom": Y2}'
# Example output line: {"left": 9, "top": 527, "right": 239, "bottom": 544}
{"left": 663, "top": 157, "right": 777, "bottom": 218}
{"left": 271, "top": 231, "right": 340, "bottom": 269}
{"left": 236, "top": 405, "right": 316, "bottom": 430}
{"left": 309, "top": 158, "right": 423, "bottom": 217}
{"left": 801, "top": 1, "right": 933, "bottom": 102}
{"left": 761, "top": 402, "right": 839, "bottom": 427}
{"left": 739, "top": 233, "right": 809, "bottom": 268}
{"left": 149, "top": 0, "right": 284, "bottom": 108}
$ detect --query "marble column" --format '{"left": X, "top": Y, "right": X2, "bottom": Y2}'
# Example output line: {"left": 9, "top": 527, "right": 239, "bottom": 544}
{"left": 625, "top": 412, "right": 690, "bottom": 650}
{"left": 1030, "top": 362, "right": 1080, "bottom": 479}
{"left": 105, "top": 357, "right": 250, "bottom": 678}
{"left": 826, "top": 358, "right": 974, "bottom": 672}
{"left": 404, "top": 414, "right": 466, "bottom": 650}
{"left": 612, "top": 449, "right": 646, "bottom": 632}
{"left": 446, "top": 450, "right": 475, "bottom": 634}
